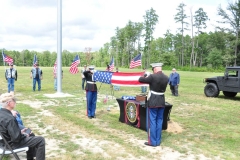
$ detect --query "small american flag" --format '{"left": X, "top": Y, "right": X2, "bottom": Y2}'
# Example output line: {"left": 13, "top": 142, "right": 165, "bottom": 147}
{"left": 107, "top": 57, "right": 114, "bottom": 71}
{"left": 69, "top": 55, "right": 80, "bottom": 74}
{"left": 130, "top": 53, "right": 142, "bottom": 69}
{"left": 2, "top": 50, "right": 13, "bottom": 65}
{"left": 103, "top": 94, "right": 108, "bottom": 104}
{"left": 33, "top": 54, "right": 38, "bottom": 67}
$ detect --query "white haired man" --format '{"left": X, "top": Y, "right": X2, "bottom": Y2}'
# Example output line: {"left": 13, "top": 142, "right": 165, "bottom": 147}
{"left": 0, "top": 93, "right": 45, "bottom": 160}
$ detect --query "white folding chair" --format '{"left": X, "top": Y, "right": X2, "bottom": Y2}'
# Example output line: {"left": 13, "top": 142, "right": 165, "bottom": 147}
{"left": 0, "top": 132, "right": 29, "bottom": 160}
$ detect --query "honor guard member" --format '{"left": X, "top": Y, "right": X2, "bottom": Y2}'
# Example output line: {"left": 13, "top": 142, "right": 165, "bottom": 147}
{"left": 30, "top": 64, "right": 43, "bottom": 91}
{"left": 5, "top": 64, "right": 17, "bottom": 93}
{"left": 83, "top": 65, "right": 97, "bottom": 119}
{"left": 138, "top": 63, "right": 168, "bottom": 147}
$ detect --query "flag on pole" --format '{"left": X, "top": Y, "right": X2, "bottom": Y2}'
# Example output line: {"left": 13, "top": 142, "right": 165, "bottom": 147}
{"left": 130, "top": 53, "right": 142, "bottom": 69}
{"left": 53, "top": 59, "right": 57, "bottom": 74}
{"left": 33, "top": 54, "right": 38, "bottom": 67}
{"left": 2, "top": 50, "right": 13, "bottom": 65}
{"left": 106, "top": 57, "right": 114, "bottom": 71}
{"left": 93, "top": 71, "right": 148, "bottom": 87}
{"left": 69, "top": 55, "right": 80, "bottom": 74}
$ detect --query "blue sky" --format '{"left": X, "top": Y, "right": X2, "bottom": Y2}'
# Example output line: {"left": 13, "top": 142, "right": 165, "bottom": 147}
{"left": 0, "top": 0, "right": 230, "bottom": 52}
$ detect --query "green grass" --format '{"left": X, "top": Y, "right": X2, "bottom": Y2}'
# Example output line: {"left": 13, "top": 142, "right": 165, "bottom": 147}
{"left": 0, "top": 66, "right": 240, "bottom": 160}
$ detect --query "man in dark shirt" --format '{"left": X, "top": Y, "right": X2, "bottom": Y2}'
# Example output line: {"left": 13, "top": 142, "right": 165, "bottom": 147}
{"left": 0, "top": 93, "right": 45, "bottom": 160}
{"left": 138, "top": 63, "right": 168, "bottom": 147}
{"left": 5, "top": 64, "right": 17, "bottom": 93}
{"left": 30, "top": 64, "right": 43, "bottom": 91}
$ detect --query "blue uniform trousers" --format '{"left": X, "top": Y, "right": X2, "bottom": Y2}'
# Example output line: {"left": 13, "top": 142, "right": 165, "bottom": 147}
{"left": 146, "top": 107, "right": 165, "bottom": 146}
{"left": 33, "top": 78, "right": 41, "bottom": 91}
{"left": 7, "top": 78, "right": 15, "bottom": 93}
{"left": 86, "top": 91, "right": 97, "bottom": 117}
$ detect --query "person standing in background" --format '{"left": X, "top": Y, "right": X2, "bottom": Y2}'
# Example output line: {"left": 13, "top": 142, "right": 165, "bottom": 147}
{"left": 168, "top": 68, "right": 180, "bottom": 96}
{"left": 30, "top": 64, "right": 43, "bottom": 91}
{"left": 113, "top": 68, "right": 120, "bottom": 91}
{"left": 141, "top": 68, "right": 147, "bottom": 93}
{"left": 53, "top": 70, "right": 63, "bottom": 91}
{"left": 81, "top": 65, "right": 87, "bottom": 90}
{"left": 5, "top": 64, "right": 17, "bottom": 93}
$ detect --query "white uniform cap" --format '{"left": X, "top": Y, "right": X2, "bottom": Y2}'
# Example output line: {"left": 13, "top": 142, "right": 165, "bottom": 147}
{"left": 172, "top": 68, "right": 176, "bottom": 70}
{"left": 88, "top": 65, "right": 95, "bottom": 70}
{"left": 150, "top": 63, "right": 163, "bottom": 68}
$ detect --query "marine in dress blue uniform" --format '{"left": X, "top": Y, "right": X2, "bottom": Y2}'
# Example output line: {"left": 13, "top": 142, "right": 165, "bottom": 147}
{"left": 83, "top": 66, "right": 97, "bottom": 119}
{"left": 138, "top": 63, "right": 168, "bottom": 147}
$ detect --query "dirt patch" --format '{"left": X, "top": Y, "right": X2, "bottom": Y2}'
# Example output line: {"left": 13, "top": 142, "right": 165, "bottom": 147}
{"left": 166, "top": 120, "right": 183, "bottom": 133}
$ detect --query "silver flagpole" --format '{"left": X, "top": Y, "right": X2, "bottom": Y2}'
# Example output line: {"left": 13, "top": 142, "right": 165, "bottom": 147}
{"left": 57, "top": 0, "right": 62, "bottom": 93}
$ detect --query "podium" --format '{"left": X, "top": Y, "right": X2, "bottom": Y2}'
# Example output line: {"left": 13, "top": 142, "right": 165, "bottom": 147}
{"left": 116, "top": 98, "right": 172, "bottom": 131}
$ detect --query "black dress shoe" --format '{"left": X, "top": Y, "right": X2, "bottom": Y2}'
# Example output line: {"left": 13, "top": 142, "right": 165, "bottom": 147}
{"left": 91, "top": 116, "right": 96, "bottom": 118}
{"left": 144, "top": 142, "right": 156, "bottom": 147}
{"left": 88, "top": 116, "right": 92, "bottom": 119}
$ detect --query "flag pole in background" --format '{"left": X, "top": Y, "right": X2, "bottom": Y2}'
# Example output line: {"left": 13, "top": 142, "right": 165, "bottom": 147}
{"left": 56, "top": 0, "right": 63, "bottom": 93}
{"left": 2, "top": 49, "right": 6, "bottom": 69}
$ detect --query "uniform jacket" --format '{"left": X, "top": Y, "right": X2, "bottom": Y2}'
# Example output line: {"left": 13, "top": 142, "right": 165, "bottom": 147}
{"left": 139, "top": 71, "right": 168, "bottom": 107}
{"left": 0, "top": 108, "right": 26, "bottom": 147}
{"left": 83, "top": 71, "right": 97, "bottom": 91}
{"left": 31, "top": 68, "right": 42, "bottom": 79}
{"left": 5, "top": 68, "right": 17, "bottom": 80}
{"left": 168, "top": 72, "right": 180, "bottom": 86}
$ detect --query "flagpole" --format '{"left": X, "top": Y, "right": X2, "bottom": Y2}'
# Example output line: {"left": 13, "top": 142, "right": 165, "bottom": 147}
{"left": 2, "top": 49, "right": 6, "bottom": 70}
{"left": 56, "top": 0, "right": 62, "bottom": 93}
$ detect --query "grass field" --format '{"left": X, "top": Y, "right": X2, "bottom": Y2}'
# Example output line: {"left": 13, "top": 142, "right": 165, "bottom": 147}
{"left": 0, "top": 66, "right": 239, "bottom": 160}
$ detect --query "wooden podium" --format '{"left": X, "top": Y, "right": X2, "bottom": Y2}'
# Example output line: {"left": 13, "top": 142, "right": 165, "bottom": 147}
{"left": 116, "top": 98, "right": 173, "bottom": 131}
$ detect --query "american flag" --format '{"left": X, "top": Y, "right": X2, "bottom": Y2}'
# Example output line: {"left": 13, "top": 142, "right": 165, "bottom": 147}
{"left": 33, "top": 54, "right": 38, "bottom": 67}
{"left": 130, "top": 53, "right": 142, "bottom": 69}
{"left": 93, "top": 71, "right": 148, "bottom": 86}
{"left": 2, "top": 50, "right": 13, "bottom": 65}
{"left": 107, "top": 57, "right": 114, "bottom": 71}
{"left": 53, "top": 59, "right": 57, "bottom": 74}
{"left": 69, "top": 55, "right": 80, "bottom": 74}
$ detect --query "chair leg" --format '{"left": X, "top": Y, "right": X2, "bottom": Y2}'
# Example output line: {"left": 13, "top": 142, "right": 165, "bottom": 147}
{"left": 12, "top": 152, "right": 20, "bottom": 160}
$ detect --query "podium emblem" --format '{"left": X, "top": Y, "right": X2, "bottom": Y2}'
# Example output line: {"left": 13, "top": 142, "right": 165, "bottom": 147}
{"left": 126, "top": 102, "right": 137, "bottom": 123}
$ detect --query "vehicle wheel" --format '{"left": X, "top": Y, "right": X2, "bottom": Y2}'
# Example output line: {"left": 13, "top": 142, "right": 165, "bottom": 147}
{"left": 222, "top": 91, "right": 237, "bottom": 97}
{"left": 204, "top": 83, "right": 219, "bottom": 97}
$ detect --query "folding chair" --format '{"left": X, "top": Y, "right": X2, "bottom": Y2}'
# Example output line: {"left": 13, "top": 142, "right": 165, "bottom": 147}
{"left": 0, "top": 132, "right": 28, "bottom": 160}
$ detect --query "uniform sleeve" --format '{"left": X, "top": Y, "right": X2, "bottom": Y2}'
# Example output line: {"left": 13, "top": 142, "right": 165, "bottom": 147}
{"left": 139, "top": 75, "right": 153, "bottom": 84}
{"left": 83, "top": 71, "right": 90, "bottom": 78}
{"left": 7, "top": 119, "right": 23, "bottom": 143}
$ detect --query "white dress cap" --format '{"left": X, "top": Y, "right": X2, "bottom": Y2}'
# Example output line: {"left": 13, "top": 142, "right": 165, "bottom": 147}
{"left": 150, "top": 63, "right": 163, "bottom": 68}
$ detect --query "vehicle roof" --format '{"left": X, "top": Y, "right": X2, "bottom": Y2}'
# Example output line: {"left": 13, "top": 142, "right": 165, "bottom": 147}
{"left": 226, "top": 66, "right": 240, "bottom": 69}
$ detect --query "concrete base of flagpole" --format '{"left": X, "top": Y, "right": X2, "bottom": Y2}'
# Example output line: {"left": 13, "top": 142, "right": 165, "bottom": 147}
{"left": 43, "top": 92, "right": 74, "bottom": 98}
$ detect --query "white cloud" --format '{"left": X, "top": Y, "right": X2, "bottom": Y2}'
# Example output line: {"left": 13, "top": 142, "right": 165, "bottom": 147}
{"left": 0, "top": 0, "right": 228, "bottom": 52}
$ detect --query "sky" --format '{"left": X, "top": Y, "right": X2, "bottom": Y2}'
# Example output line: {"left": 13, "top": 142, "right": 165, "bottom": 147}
{"left": 0, "top": 0, "right": 231, "bottom": 53}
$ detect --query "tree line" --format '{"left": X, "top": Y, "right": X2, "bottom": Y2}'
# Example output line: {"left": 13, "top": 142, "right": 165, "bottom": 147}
{"left": 1, "top": 1, "right": 240, "bottom": 70}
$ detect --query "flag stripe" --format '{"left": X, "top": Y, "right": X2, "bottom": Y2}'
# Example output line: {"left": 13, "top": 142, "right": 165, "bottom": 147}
{"left": 111, "top": 72, "right": 147, "bottom": 86}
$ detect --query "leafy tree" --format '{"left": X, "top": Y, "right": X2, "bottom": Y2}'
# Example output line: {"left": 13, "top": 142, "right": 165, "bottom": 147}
{"left": 174, "top": 2, "right": 189, "bottom": 66}
{"left": 217, "top": 1, "right": 240, "bottom": 66}
{"left": 143, "top": 7, "right": 158, "bottom": 67}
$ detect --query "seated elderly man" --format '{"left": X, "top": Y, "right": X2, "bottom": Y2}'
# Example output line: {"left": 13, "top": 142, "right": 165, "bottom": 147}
{"left": 0, "top": 93, "right": 45, "bottom": 160}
